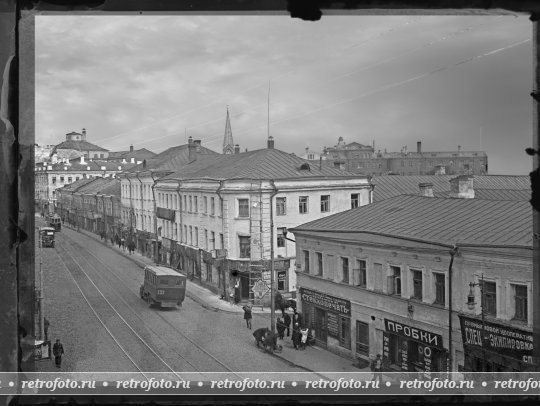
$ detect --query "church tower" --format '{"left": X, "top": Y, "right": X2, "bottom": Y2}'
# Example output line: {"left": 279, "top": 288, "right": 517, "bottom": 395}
{"left": 222, "top": 106, "right": 235, "bottom": 154}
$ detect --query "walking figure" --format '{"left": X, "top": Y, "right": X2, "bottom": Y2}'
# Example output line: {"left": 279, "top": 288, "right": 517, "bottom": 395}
{"left": 292, "top": 323, "right": 301, "bottom": 350}
{"left": 121, "top": 238, "right": 126, "bottom": 251}
{"left": 53, "top": 339, "right": 64, "bottom": 368}
{"left": 128, "top": 240, "right": 135, "bottom": 255}
{"left": 242, "top": 304, "right": 252, "bottom": 329}
{"left": 300, "top": 326, "right": 309, "bottom": 350}
{"left": 371, "top": 354, "right": 383, "bottom": 382}
{"left": 283, "top": 313, "right": 291, "bottom": 337}
{"left": 276, "top": 317, "right": 286, "bottom": 340}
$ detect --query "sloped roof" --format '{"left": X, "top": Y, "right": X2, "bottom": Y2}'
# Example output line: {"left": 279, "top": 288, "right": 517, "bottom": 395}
{"left": 58, "top": 177, "right": 96, "bottom": 193}
{"left": 291, "top": 195, "right": 531, "bottom": 248}
{"left": 162, "top": 148, "right": 364, "bottom": 181}
{"left": 435, "top": 189, "right": 530, "bottom": 201}
{"left": 76, "top": 177, "right": 121, "bottom": 195}
{"left": 372, "top": 175, "right": 530, "bottom": 202}
{"left": 49, "top": 158, "right": 137, "bottom": 172}
{"left": 108, "top": 148, "right": 157, "bottom": 160}
{"left": 54, "top": 140, "right": 109, "bottom": 152}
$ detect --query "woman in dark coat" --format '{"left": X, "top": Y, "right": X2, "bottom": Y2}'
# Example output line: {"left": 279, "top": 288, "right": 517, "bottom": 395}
{"left": 292, "top": 311, "right": 303, "bottom": 327}
{"left": 242, "top": 304, "right": 252, "bottom": 329}
{"left": 292, "top": 322, "right": 302, "bottom": 350}
{"left": 283, "top": 313, "right": 291, "bottom": 337}
{"left": 253, "top": 327, "right": 270, "bottom": 348}
{"left": 276, "top": 317, "right": 286, "bottom": 340}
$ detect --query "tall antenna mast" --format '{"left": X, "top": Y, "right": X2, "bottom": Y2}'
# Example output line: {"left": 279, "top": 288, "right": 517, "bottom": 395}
{"left": 268, "top": 81, "right": 270, "bottom": 139}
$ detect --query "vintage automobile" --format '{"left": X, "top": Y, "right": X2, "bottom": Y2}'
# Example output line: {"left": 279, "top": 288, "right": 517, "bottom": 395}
{"left": 139, "top": 265, "right": 187, "bottom": 308}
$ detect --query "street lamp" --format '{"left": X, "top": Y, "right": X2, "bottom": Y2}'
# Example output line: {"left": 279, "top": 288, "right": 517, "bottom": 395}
{"left": 466, "top": 273, "right": 487, "bottom": 372}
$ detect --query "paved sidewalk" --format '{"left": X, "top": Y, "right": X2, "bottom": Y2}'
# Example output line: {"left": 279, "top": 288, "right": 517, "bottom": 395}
{"left": 72, "top": 225, "right": 372, "bottom": 375}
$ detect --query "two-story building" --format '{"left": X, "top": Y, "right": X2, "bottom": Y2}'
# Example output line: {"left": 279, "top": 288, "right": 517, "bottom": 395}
{"left": 290, "top": 176, "right": 532, "bottom": 374}
{"left": 153, "top": 137, "right": 373, "bottom": 304}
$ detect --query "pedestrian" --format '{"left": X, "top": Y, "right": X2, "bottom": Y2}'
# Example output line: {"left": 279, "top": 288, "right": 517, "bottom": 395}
{"left": 53, "top": 339, "right": 64, "bottom": 368}
{"left": 121, "top": 238, "right": 126, "bottom": 251}
{"left": 44, "top": 317, "right": 50, "bottom": 341}
{"left": 242, "top": 303, "right": 252, "bottom": 329}
{"left": 300, "top": 326, "right": 309, "bottom": 350}
{"left": 292, "top": 323, "right": 301, "bottom": 350}
{"left": 253, "top": 327, "right": 270, "bottom": 348}
{"left": 234, "top": 280, "right": 240, "bottom": 304}
{"left": 371, "top": 354, "right": 383, "bottom": 382}
{"left": 128, "top": 240, "right": 135, "bottom": 255}
{"left": 276, "top": 317, "right": 286, "bottom": 340}
{"left": 284, "top": 313, "right": 291, "bottom": 337}
{"left": 229, "top": 285, "right": 235, "bottom": 305}
{"left": 292, "top": 310, "right": 303, "bottom": 327}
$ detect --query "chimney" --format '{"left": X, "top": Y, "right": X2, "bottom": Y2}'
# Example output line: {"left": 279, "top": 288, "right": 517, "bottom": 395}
{"left": 188, "top": 137, "right": 197, "bottom": 162}
{"left": 458, "top": 145, "right": 461, "bottom": 153}
{"left": 449, "top": 175, "right": 474, "bottom": 199}
{"left": 193, "top": 139, "right": 202, "bottom": 152}
{"left": 234, "top": 144, "right": 240, "bottom": 154}
{"left": 130, "top": 145, "right": 134, "bottom": 152}
{"left": 434, "top": 164, "right": 446, "bottom": 175}
{"left": 417, "top": 141, "right": 422, "bottom": 154}
{"left": 82, "top": 128, "right": 86, "bottom": 136}
{"left": 267, "top": 136, "right": 274, "bottom": 149}
{"left": 80, "top": 155, "right": 85, "bottom": 164}
{"left": 130, "top": 157, "right": 135, "bottom": 163}
{"left": 419, "top": 183, "right": 434, "bottom": 197}
{"left": 122, "top": 158, "right": 127, "bottom": 163}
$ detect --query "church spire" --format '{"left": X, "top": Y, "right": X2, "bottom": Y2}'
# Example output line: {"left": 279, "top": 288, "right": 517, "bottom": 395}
{"left": 223, "top": 106, "right": 235, "bottom": 154}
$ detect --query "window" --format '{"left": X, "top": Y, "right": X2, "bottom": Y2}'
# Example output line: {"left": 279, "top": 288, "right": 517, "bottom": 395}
{"left": 219, "top": 233, "right": 224, "bottom": 249}
{"left": 194, "top": 196, "right": 198, "bottom": 213}
{"left": 183, "top": 196, "right": 187, "bottom": 212}
{"left": 483, "top": 281, "right": 497, "bottom": 317}
{"left": 513, "top": 284, "right": 528, "bottom": 322}
{"left": 316, "top": 252, "right": 323, "bottom": 276}
{"left": 303, "top": 250, "right": 310, "bottom": 273}
{"left": 239, "top": 236, "right": 251, "bottom": 258}
{"left": 277, "top": 227, "right": 285, "bottom": 248}
{"left": 354, "top": 260, "right": 367, "bottom": 288}
{"left": 68, "top": 177, "right": 72, "bottom": 183}
{"left": 204, "top": 229, "right": 208, "bottom": 249}
{"left": 351, "top": 193, "right": 359, "bottom": 209}
{"left": 203, "top": 196, "right": 208, "bottom": 214}
{"left": 76, "top": 177, "right": 79, "bottom": 181}
{"left": 194, "top": 227, "right": 199, "bottom": 246}
{"left": 189, "top": 196, "right": 192, "bottom": 212}
{"left": 299, "top": 196, "right": 308, "bottom": 214}
{"left": 52, "top": 177, "right": 56, "bottom": 185}
{"left": 211, "top": 231, "right": 216, "bottom": 250}
{"left": 184, "top": 225, "right": 187, "bottom": 243}
{"left": 189, "top": 226, "right": 192, "bottom": 245}
{"left": 411, "top": 270, "right": 423, "bottom": 300}
{"left": 320, "top": 195, "right": 330, "bottom": 212}
{"left": 387, "top": 266, "right": 401, "bottom": 296}
{"left": 434, "top": 273, "right": 445, "bottom": 305}
{"left": 356, "top": 321, "right": 369, "bottom": 356}
{"left": 206, "top": 263, "right": 212, "bottom": 283}
{"left": 276, "top": 197, "right": 286, "bottom": 215}
{"left": 210, "top": 197, "right": 215, "bottom": 215}
{"left": 341, "top": 257, "right": 349, "bottom": 284}
{"left": 339, "top": 317, "right": 351, "bottom": 349}
{"left": 238, "top": 199, "right": 249, "bottom": 217}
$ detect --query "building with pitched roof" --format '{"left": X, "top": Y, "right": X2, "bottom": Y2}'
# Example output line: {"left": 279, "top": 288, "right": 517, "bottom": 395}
{"left": 290, "top": 181, "right": 533, "bottom": 373}
{"left": 306, "top": 138, "right": 488, "bottom": 176}
{"left": 153, "top": 137, "right": 373, "bottom": 305}
{"left": 51, "top": 128, "right": 110, "bottom": 161}
{"left": 35, "top": 155, "right": 137, "bottom": 215}
{"left": 108, "top": 145, "right": 157, "bottom": 162}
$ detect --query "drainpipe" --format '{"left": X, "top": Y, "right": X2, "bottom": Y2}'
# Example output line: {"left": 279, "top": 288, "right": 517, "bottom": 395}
{"left": 269, "top": 179, "right": 278, "bottom": 334}
{"left": 135, "top": 172, "right": 144, "bottom": 247}
{"left": 151, "top": 172, "right": 159, "bottom": 265}
{"left": 216, "top": 180, "right": 228, "bottom": 299}
{"left": 127, "top": 175, "right": 134, "bottom": 241}
{"left": 448, "top": 244, "right": 458, "bottom": 373}
{"left": 175, "top": 181, "right": 183, "bottom": 244}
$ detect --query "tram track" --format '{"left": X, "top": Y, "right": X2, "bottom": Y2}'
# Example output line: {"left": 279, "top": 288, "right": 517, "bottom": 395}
{"left": 54, "top": 230, "right": 241, "bottom": 378}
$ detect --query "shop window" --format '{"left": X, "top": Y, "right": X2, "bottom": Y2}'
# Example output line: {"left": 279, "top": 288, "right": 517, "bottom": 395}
{"left": 238, "top": 198, "right": 249, "bottom": 217}
{"left": 356, "top": 321, "right": 369, "bottom": 356}
{"left": 341, "top": 257, "right": 349, "bottom": 284}
{"left": 354, "top": 259, "right": 367, "bottom": 288}
{"left": 434, "top": 273, "right": 446, "bottom": 305}
{"left": 277, "top": 227, "right": 285, "bottom": 248}
{"left": 483, "top": 281, "right": 497, "bottom": 317}
{"left": 339, "top": 317, "right": 351, "bottom": 349}
{"left": 513, "top": 284, "right": 528, "bottom": 322}
{"left": 320, "top": 195, "right": 330, "bottom": 212}
{"left": 299, "top": 196, "right": 308, "bottom": 214}
{"left": 316, "top": 252, "right": 323, "bottom": 276}
{"left": 276, "top": 197, "right": 286, "bottom": 215}
{"left": 411, "top": 270, "right": 423, "bottom": 300}
{"left": 239, "top": 236, "right": 251, "bottom": 258}
{"left": 387, "top": 266, "right": 401, "bottom": 296}
{"left": 303, "top": 250, "right": 310, "bottom": 273}
{"left": 351, "top": 193, "right": 359, "bottom": 209}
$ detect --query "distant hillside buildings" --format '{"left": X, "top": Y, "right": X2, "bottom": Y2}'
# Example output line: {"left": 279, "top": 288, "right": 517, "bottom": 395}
{"left": 302, "top": 137, "right": 488, "bottom": 176}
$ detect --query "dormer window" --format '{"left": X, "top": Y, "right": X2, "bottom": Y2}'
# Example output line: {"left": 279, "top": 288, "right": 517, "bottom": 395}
{"left": 300, "top": 163, "right": 310, "bottom": 171}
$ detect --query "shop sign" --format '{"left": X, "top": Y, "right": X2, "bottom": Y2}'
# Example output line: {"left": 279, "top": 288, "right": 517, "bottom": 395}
{"left": 273, "top": 259, "right": 290, "bottom": 270}
{"left": 459, "top": 315, "right": 533, "bottom": 361}
{"left": 277, "top": 271, "right": 286, "bottom": 282}
{"left": 299, "top": 288, "right": 350, "bottom": 316}
{"left": 156, "top": 207, "right": 175, "bottom": 221}
{"left": 384, "top": 319, "right": 443, "bottom": 348}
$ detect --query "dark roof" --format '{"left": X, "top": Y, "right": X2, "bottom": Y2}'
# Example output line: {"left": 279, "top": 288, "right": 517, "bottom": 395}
{"left": 54, "top": 140, "right": 109, "bottom": 152}
{"left": 162, "top": 148, "right": 363, "bottom": 181}
{"left": 76, "top": 177, "right": 121, "bottom": 196}
{"left": 57, "top": 178, "right": 95, "bottom": 193}
{"left": 372, "top": 175, "right": 530, "bottom": 202}
{"left": 108, "top": 148, "right": 157, "bottom": 160}
{"left": 291, "top": 195, "right": 531, "bottom": 248}
{"left": 125, "top": 144, "right": 219, "bottom": 173}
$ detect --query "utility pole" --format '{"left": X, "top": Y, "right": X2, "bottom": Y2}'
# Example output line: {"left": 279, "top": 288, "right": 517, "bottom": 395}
{"left": 38, "top": 230, "right": 44, "bottom": 340}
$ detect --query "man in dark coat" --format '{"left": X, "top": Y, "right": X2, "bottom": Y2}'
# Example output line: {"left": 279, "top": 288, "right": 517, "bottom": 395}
{"left": 253, "top": 327, "right": 270, "bottom": 348}
{"left": 283, "top": 313, "right": 291, "bottom": 337}
{"left": 128, "top": 240, "right": 136, "bottom": 255}
{"left": 53, "top": 339, "right": 64, "bottom": 368}
{"left": 292, "top": 323, "right": 302, "bottom": 350}
{"left": 263, "top": 330, "right": 278, "bottom": 353}
{"left": 292, "top": 311, "right": 303, "bottom": 327}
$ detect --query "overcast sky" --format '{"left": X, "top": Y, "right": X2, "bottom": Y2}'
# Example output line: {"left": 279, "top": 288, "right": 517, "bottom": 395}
{"left": 36, "top": 14, "right": 532, "bottom": 175}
